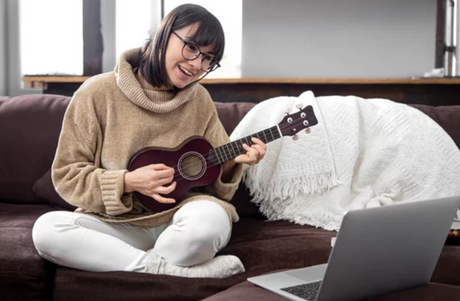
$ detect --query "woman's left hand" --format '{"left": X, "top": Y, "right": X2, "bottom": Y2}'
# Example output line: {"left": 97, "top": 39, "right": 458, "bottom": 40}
{"left": 234, "top": 137, "right": 267, "bottom": 165}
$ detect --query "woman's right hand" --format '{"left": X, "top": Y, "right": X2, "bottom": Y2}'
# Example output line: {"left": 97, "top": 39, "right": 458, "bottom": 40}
{"left": 124, "top": 164, "right": 176, "bottom": 204}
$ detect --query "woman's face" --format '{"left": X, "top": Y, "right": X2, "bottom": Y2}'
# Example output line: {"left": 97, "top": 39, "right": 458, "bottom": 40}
{"left": 164, "top": 23, "right": 215, "bottom": 89}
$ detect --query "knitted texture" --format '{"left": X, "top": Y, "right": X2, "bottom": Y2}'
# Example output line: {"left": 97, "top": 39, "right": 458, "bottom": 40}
{"left": 231, "top": 91, "right": 460, "bottom": 231}
{"left": 144, "top": 251, "right": 245, "bottom": 278}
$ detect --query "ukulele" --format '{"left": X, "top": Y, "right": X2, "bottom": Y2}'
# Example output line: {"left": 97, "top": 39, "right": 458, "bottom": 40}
{"left": 128, "top": 105, "right": 318, "bottom": 212}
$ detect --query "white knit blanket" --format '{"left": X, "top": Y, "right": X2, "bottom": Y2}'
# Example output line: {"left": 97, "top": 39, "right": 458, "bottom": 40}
{"left": 230, "top": 91, "right": 460, "bottom": 231}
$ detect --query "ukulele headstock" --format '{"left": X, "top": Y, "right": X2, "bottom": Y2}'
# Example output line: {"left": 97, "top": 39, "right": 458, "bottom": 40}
{"left": 278, "top": 105, "right": 318, "bottom": 137}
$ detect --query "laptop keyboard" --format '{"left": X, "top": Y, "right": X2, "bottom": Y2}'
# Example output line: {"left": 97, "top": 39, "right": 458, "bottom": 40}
{"left": 280, "top": 280, "right": 322, "bottom": 301}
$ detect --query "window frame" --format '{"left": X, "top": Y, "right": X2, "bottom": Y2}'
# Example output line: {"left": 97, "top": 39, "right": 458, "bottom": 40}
{"left": 83, "top": 0, "right": 103, "bottom": 75}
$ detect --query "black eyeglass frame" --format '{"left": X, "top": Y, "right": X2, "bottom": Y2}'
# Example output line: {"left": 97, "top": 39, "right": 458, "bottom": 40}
{"left": 172, "top": 32, "right": 221, "bottom": 72}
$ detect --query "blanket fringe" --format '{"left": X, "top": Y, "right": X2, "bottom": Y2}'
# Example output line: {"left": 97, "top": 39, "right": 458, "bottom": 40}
{"left": 244, "top": 171, "right": 340, "bottom": 203}
{"left": 256, "top": 195, "right": 343, "bottom": 231}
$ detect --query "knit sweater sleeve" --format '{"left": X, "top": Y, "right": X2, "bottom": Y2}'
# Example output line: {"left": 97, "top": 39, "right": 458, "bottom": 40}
{"left": 51, "top": 90, "right": 133, "bottom": 215}
{"left": 201, "top": 93, "right": 243, "bottom": 201}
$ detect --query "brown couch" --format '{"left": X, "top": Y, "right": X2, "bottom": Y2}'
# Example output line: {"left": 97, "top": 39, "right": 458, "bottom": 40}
{"left": 1, "top": 93, "right": 460, "bottom": 301}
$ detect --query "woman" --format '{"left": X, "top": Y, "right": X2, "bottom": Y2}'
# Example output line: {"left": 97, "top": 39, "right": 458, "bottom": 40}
{"left": 32, "top": 4, "right": 266, "bottom": 278}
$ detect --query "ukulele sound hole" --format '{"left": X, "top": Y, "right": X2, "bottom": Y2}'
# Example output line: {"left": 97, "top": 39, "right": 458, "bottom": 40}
{"left": 178, "top": 152, "right": 206, "bottom": 180}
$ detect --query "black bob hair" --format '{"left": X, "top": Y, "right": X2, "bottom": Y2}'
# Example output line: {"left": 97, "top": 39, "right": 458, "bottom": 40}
{"left": 139, "top": 4, "right": 225, "bottom": 90}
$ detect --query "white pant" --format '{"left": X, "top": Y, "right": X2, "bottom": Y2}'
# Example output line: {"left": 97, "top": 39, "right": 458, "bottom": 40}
{"left": 32, "top": 200, "right": 231, "bottom": 272}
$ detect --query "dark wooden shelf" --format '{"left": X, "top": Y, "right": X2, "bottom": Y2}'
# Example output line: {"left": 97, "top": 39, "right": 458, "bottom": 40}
{"left": 22, "top": 76, "right": 460, "bottom": 106}
{"left": 23, "top": 76, "right": 460, "bottom": 87}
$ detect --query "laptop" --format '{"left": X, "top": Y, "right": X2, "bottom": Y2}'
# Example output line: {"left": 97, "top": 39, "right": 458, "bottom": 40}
{"left": 248, "top": 196, "right": 460, "bottom": 301}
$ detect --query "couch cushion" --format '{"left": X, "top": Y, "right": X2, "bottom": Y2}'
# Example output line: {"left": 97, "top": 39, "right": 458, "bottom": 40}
{"left": 52, "top": 267, "right": 244, "bottom": 301}
{"left": 0, "top": 203, "right": 56, "bottom": 301}
{"left": 225, "top": 218, "right": 335, "bottom": 275}
{"left": 32, "top": 169, "right": 77, "bottom": 211}
{"left": 214, "top": 102, "right": 255, "bottom": 135}
{"left": 432, "top": 245, "right": 460, "bottom": 286}
{"left": 230, "top": 182, "right": 265, "bottom": 219}
{"left": 0, "top": 94, "right": 70, "bottom": 204}
{"left": 51, "top": 218, "right": 335, "bottom": 301}
{"left": 410, "top": 104, "right": 460, "bottom": 149}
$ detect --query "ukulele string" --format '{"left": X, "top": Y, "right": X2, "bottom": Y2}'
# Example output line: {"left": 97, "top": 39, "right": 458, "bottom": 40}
{"left": 170, "top": 118, "right": 309, "bottom": 183}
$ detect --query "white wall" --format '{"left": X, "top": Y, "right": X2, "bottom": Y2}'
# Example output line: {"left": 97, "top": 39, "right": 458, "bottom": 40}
{"left": 0, "top": 0, "right": 6, "bottom": 95}
{"left": 242, "top": 0, "right": 437, "bottom": 78}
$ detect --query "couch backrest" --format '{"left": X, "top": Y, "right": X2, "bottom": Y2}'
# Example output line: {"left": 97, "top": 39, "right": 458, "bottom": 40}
{"left": 0, "top": 94, "right": 71, "bottom": 204}
{"left": 410, "top": 104, "right": 460, "bottom": 149}
{"left": 217, "top": 102, "right": 460, "bottom": 150}
{"left": 214, "top": 102, "right": 256, "bottom": 135}
{"left": 1, "top": 94, "right": 460, "bottom": 218}
{"left": 0, "top": 95, "right": 257, "bottom": 207}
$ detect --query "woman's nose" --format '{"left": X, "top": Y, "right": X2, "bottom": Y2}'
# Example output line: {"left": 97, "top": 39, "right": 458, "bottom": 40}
{"left": 188, "top": 56, "right": 203, "bottom": 71}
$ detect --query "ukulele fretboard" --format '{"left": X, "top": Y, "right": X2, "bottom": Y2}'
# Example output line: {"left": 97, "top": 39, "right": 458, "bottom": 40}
{"left": 209, "top": 125, "right": 281, "bottom": 164}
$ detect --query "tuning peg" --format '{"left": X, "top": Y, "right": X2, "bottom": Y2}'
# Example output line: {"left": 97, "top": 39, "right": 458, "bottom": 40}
{"left": 305, "top": 128, "right": 311, "bottom": 134}
{"left": 295, "top": 104, "right": 303, "bottom": 109}
{"left": 284, "top": 107, "right": 290, "bottom": 115}
{"left": 292, "top": 135, "right": 299, "bottom": 141}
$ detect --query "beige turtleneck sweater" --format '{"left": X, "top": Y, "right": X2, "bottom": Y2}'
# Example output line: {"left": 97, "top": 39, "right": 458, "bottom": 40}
{"left": 51, "top": 48, "right": 243, "bottom": 227}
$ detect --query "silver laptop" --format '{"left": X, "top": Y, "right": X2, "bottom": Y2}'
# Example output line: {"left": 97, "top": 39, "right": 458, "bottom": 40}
{"left": 248, "top": 196, "right": 460, "bottom": 301}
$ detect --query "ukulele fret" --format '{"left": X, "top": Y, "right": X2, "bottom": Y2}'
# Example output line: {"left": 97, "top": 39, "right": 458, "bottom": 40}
{"left": 212, "top": 125, "right": 282, "bottom": 164}
{"left": 225, "top": 143, "right": 232, "bottom": 161}
{"left": 216, "top": 147, "right": 224, "bottom": 163}
{"left": 262, "top": 130, "right": 268, "bottom": 142}
{"left": 231, "top": 141, "right": 237, "bottom": 158}
{"left": 269, "top": 127, "right": 275, "bottom": 141}
{"left": 208, "top": 149, "right": 219, "bottom": 165}
{"left": 244, "top": 136, "right": 251, "bottom": 145}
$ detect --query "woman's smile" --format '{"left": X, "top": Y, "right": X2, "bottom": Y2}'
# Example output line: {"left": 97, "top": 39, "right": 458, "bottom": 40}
{"left": 178, "top": 65, "right": 194, "bottom": 77}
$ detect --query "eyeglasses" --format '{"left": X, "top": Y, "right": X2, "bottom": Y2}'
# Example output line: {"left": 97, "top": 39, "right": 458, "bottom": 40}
{"left": 172, "top": 32, "right": 221, "bottom": 72}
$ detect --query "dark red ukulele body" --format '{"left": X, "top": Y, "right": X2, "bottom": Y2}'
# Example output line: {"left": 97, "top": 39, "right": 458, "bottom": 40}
{"left": 128, "top": 137, "right": 220, "bottom": 212}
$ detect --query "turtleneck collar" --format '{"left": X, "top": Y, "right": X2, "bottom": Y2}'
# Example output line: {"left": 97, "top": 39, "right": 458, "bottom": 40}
{"left": 114, "top": 48, "right": 197, "bottom": 113}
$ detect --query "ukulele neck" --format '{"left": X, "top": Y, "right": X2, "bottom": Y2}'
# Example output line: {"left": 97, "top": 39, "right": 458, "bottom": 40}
{"left": 209, "top": 125, "right": 281, "bottom": 165}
